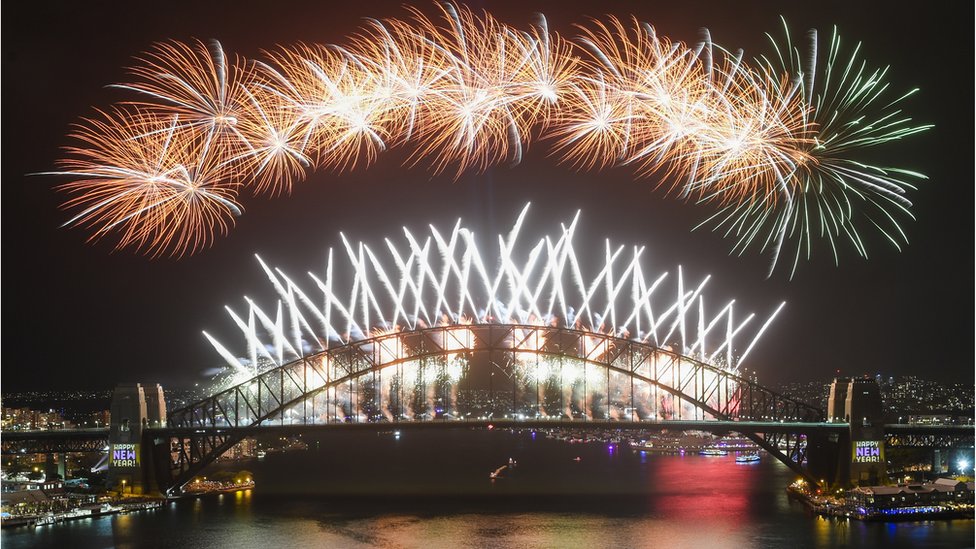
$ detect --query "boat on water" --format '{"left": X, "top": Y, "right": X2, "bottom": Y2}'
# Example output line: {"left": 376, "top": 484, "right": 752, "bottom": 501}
{"left": 489, "top": 465, "right": 508, "bottom": 479}
{"left": 735, "top": 454, "right": 761, "bottom": 463}
{"left": 34, "top": 514, "right": 55, "bottom": 526}
{"left": 699, "top": 449, "right": 728, "bottom": 456}
{"left": 63, "top": 508, "right": 92, "bottom": 519}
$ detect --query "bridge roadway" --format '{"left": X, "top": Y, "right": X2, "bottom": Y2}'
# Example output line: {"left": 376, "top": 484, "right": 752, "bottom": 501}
{"left": 2, "top": 427, "right": 110, "bottom": 440}
{"left": 3, "top": 422, "right": 972, "bottom": 451}
{"left": 151, "top": 419, "right": 848, "bottom": 438}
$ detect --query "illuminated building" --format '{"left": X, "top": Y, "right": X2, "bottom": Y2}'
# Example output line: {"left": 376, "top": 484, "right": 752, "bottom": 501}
{"left": 848, "top": 479, "right": 975, "bottom": 519}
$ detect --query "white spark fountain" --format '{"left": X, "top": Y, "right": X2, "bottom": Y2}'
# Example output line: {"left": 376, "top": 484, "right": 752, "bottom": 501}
{"left": 205, "top": 204, "right": 784, "bottom": 387}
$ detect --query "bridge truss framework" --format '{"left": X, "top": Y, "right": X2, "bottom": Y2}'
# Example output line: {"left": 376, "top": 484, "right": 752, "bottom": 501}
{"left": 159, "top": 324, "right": 823, "bottom": 495}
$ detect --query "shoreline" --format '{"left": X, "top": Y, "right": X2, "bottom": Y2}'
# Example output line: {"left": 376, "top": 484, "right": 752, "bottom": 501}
{"left": 786, "top": 484, "right": 975, "bottom": 522}
{"left": 181, "top": 482, "right": 255, "bottom": 497}
{"left": 1, "top": 500, "right": 163, "bottom": 530}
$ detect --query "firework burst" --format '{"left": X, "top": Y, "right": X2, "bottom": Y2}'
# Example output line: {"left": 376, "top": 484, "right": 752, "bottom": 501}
{"left": 49, "top": 4, "right": 929, "bottom": 275}
{"left": 112, "top": 39, "right": 255, "bottom": 160}
{"left": 50, "top": 108, "right": 242, "bottom": 258}
{"left": 699, "top": 19, "right": 932, "bottom": 275}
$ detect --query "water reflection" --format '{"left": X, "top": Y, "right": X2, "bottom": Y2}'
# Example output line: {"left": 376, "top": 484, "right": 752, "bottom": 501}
{"left": 2, "top": 431, "right": 972, "bottom": 548}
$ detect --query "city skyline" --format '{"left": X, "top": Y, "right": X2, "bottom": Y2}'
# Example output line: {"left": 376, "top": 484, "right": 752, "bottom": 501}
{"left": 3, "top": 1, "right": 970, "bottom": 393}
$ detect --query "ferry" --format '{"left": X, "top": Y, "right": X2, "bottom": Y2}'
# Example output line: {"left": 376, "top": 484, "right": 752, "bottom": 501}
{"left": 63, "top": 508, "right": 92, "bottom": 519}
{"left": 699, "top": 449, "right": 728, "bottom": 456}
{"left": 735, "top": 454, "right": 761, "bottom": 463}
{"left": 34, "top": 514, "right": 55, "bottom": 526}
{"left": 94, "top": 503, "right": 118, "bottom": 516}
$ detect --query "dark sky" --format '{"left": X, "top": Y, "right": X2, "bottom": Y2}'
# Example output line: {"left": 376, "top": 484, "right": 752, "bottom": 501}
{"left": 2, "top": 1, "right": 971, "bottom": 391}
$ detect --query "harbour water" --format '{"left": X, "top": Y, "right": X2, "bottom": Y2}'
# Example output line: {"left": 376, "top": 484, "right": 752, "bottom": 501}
{"left": 3, "top": 430, "right": 972, "bottom": 548}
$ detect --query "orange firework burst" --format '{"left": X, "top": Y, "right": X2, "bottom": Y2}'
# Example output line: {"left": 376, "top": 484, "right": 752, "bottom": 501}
{"left": 549, "top": 73, "right": 637, "bottom": 171}
{"left": 688, "top": 64, "right": 814, "bottom": 207}
{"left": 569, "top": 18, "right": 717, "bottom": 188}
{"left": 344, "top": 15, "right": 456, "bottom": 144}
{"left": 401, "top": 3, "right": 536, "bottom": 174}
{"left": 114, "top": 39, "right": 254, "bottom": 158}
{"left": 50, "top": 3, "right": 927, "bottom": 274}
{"left": 256, "top": 43, "right": 391, "bottom": 178}
{"left": 53, "top": 108, "right": 242, "bottom": 258}
{"left": 228, "top": 83, "right": 311, "bottom": 196}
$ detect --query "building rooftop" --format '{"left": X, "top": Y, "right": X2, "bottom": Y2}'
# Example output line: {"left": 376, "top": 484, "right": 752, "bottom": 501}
{"left": 853, "top": 479, "right": 973, "bottom": 497}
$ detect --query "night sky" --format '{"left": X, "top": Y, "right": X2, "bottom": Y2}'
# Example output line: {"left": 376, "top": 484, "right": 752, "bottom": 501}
{"left": 2, "top": 1, "right": 971, "bottom": 391}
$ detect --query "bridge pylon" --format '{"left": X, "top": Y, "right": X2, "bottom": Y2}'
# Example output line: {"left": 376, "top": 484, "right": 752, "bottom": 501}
{"left": 107, "top": 383, "right": 166, "bottom": 495}
{"left": 822, "top": 376, "right": 887, "bottom": 488}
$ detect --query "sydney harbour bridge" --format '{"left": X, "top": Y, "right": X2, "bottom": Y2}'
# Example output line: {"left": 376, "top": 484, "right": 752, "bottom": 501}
{"left": 4, "top": 209, "right": 972, "bottom": 496}
{"left": 4, "top": 328, "right": 970, "bottom": 498}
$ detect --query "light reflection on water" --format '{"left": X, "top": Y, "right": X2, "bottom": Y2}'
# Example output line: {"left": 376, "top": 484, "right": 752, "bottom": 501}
{"left": 3, "top": 431, "right": 972, "bottom": 549}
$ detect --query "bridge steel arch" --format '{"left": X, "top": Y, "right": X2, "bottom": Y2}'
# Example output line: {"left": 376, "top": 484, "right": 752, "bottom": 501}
{"left": 155, "top": 324, "right": 823, "bottom": 495}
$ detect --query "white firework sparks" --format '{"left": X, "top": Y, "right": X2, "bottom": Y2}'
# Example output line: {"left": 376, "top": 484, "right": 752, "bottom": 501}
{"left": 205, "top": 204, "right": 785, "bottom": 387}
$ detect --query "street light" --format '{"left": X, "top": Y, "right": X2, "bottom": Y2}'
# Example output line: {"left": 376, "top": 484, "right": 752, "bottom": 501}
{"left": 121, "top": 479, "right": 127, "bottom": 495}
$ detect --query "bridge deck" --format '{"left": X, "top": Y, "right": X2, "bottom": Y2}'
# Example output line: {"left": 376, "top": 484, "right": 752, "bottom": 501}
{"left": 150, "top": 419, "right": 847, "bottom": 437}
{"left": 4, "top": 423, "right": 970, "bottom": 456}
{"left": 4, "top": 423, "right": 972, "bottom": 441}
{"left": 1, "top": 428, "right": 111, "bottom": 441}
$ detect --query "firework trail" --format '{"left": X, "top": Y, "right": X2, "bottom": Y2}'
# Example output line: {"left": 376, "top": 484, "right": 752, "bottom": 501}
{"left": 49, "top": 4, "right": 929, "bottom": 275}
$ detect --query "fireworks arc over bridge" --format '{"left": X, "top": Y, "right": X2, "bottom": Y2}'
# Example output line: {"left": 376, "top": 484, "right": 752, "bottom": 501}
{"left": 46, "top": 2, "right": 930, "bottom": 276}
{"left": 204, "top": 204, "right": 785, "bottom": 401}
